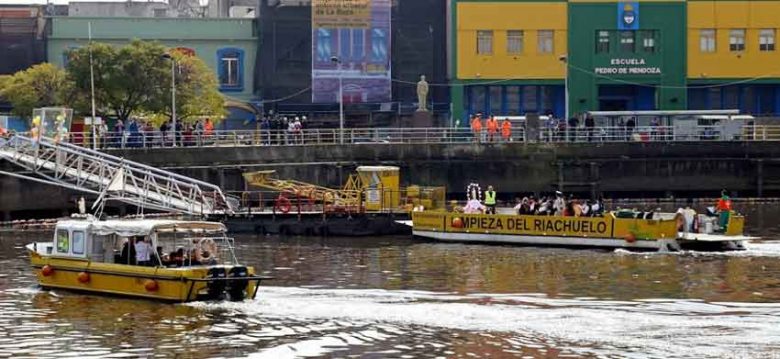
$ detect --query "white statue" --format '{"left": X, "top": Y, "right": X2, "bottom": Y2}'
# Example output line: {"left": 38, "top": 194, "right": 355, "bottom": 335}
{"left": 416, "top": 75, "right": 429, "bottom": 112}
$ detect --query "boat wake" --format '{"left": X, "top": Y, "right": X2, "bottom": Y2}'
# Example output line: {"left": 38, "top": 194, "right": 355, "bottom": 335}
{"left": 190, "top": 286, "right": 780, "bottom": 358}
{"left": 614, "top": 240, "right": 780, "bottom": 257}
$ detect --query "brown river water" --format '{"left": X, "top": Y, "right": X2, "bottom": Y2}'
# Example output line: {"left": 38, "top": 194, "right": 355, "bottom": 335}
{"left": 1, "top": 204, "right": 780, "bottom": 358}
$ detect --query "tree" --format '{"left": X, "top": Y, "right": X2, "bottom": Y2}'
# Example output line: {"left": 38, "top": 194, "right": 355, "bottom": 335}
{"left": 67, "top": 40, "right": 225, "bottom": 125}
{"left": 147, "top": 49, "right": 226, "bottom": 124}
{"left": 0, "top": 63, "right": 72, "bottom": 117}
{"left": 67, "top": 40, "right": 169, "bottom": 123}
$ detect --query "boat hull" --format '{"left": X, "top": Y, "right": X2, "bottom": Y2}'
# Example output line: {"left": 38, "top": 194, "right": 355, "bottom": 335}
{"left": 29, "top": 249, "right": 260, "bottom": 302}
{"left": 411, "top": 211, "right": 750, "bottom": 251}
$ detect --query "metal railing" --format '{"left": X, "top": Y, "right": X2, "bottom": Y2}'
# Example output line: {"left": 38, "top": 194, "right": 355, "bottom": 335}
{"left": 0, "top": 134, "right": 234, "bottom": 215}
{"left": 7, "top": 125, "right": 780, "bottom": 150}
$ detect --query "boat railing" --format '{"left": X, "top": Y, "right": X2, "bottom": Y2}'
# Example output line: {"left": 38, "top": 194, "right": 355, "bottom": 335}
{"left": 165, "top": 235, "right": 239, "bottom": 267}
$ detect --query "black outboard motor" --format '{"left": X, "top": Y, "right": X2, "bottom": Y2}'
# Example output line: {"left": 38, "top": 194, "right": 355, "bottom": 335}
{"left": 227, "top": 266, "right": 249, "bottom": 301}
{"left": 205, "top": 267, "right": 227, "bottom": 300}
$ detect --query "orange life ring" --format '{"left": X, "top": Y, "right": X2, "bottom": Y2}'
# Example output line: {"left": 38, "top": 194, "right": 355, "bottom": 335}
{"left": 275, "top": 196, "right": 292, "bottom": 214}
{"left": 77, "top": 272, "right": 90, "bottom": 283}
{"left": 41, "top": 265, "right": 54, "bottom": 277}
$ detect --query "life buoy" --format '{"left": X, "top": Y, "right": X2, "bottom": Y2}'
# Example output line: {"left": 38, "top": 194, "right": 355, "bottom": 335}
{"left": 275, "top": 196, "right": 292, "bottom": 214}
{"left": 77, "top": 271, "right": 90, "bottom": 283}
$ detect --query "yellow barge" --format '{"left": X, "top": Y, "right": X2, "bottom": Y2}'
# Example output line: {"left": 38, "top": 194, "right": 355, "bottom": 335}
{"left": 410, "top": 210, "right": 755, "bottom": 251}
{"left": 27, "top": 218, "right": 271, "bottom": 302}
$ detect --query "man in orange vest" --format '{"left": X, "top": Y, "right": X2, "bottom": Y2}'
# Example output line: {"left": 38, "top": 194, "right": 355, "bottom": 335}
{"left": 471, "top": 114, "right": 483, "bottom": 143}
{"left": 500, "top": 118, "right": 512, "bottom": 142}
{"left": 486, "top": 116, "right": 498, "bottom": 142}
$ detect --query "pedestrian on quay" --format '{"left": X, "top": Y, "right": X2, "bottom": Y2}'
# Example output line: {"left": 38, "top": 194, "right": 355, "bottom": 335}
{"left": 204, "top": 117, "right": 214, "bottom": 145}
{"left": 567, "top": 116, "right": 579, "bottom": 142}
{"left": 501, "top": 118, "right": 512, "bottom": 142}
{"left": 260, "top": 115, "right": 271, "bottom": 145}
{"left": 194, "top": 119, "right": 204, "bottom": 146}
{"left": 471, "top": 113, "right": 483, "bottom": 143}
{"left": 113, "top": 119, "right": 124, "bottom": 148}
{"left": 585, "top": 114, "right": 595, "bottom": 142}
{"left": 486, "top": 116, "right": 498, "bottom": 142}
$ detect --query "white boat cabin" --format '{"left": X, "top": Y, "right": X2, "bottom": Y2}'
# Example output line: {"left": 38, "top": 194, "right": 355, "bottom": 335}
{"left": 32, "top": 217, "right": 238, "bottom": 267}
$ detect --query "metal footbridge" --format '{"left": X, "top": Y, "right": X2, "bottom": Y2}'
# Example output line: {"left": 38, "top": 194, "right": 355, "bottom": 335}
{"left": 0, "top": 134, "right": 234, "bottom": 215}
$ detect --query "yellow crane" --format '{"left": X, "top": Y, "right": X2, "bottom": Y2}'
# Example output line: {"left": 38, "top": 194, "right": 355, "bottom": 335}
{"left": 242, "top": 170, "right": 363, "bottom": 212}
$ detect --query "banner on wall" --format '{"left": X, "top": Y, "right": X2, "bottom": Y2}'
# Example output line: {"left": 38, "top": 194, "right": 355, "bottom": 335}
{"left": 311, "top": 0, "right": 391, "bottom": 104}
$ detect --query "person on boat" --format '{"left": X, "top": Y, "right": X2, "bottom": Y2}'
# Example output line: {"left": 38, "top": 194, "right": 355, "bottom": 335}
{"left": 484, "top": 186, "right": 497, "bottom": 214}
{"left": 580, "top": 200, "right": 591, "bottom": 217}
{"left": 464, "top": 198, "right": 486, "bottom": 214}
{"left": 676, "top": 200, "right": 698, "bottom": 233}
{"left": 119, "top": 238, "right": 137, "bottom": 265}
{"left": 134, "top": 236, "right": 153, "bottom": 266}
{"left": 168, "top": 248, "right": 185, "bottom": 267}
{"left": 716, "top": 190, "right": 732, "bottom": 231}
{"left": 553, "top": 191, "right": 565, "bottom": 216}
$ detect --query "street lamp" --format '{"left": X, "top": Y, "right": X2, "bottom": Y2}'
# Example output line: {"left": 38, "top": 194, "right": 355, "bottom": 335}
{"left": 162, "top": 53, "right": 177, "bottom": 147}
{"left": 330, "top": 56, "right": 344, "bottom": 144}
{"left": 558, "top": 54, "right": 569, "bottom": 121}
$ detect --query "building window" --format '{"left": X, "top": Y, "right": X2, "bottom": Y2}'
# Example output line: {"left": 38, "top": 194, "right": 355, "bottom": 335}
{"left": 619, "top": 31, "right": 635, "bottom": 53}
{"left": 316, "top": 28, "right": 334, "bottom": 63}
{"left": 507, "top": 30, "right": 524, "bottom": 54}
{"left": 339, "top": 28, "right": 351, "bottom": 60}
{"left": 216, "top": 48, "right": 244, "bottom": 92}
{"left": 641, "top": 30, "right": 656, "bottom": 53}
{"left": 760, "top": 29, "right": 776, "bottom": 52}
{"left": 700, "top": 29, "right": 716, "bottom": 53}
{"left": 537, "top": 30, "right": 554, "bottom": 54}
{"left": 352, "top": 29, "right": 365, "bottom": 59}
{"left": 153, "top": 8, "right": 167, "bottom": 17}
{"left": 477, "top": 30, "right": 493, "bottom": 55}
{"left": 596, "top": 30, "right": 610, "bottom": 53}
{"left": 371, "top": 28, "right": 388, "bottom": 62}
{"left": 729, "top": 29, "right": 745, "bottom": 52}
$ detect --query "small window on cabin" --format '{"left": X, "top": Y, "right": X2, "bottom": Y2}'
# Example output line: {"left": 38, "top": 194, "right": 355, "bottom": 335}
{"left": 72, "top": 231, "right": 85, "bottom": 255}
{"left": 56, "top": 230, "right": 69, "bottom": 254}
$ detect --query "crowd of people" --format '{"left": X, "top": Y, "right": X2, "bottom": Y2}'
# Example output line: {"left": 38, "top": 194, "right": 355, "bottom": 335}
{"left": 459, "top": 184, "right": 605, "bottom": 217}
{"left": 117, "top": 237, "right": 218, "bottom": 267}
{"left": 513, "top": 191, "right": 605, "bottom": 217}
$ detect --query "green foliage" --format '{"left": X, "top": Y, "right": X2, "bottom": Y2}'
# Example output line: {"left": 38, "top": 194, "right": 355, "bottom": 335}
{"left": 0, "top": 63, "right": 72, "bottom": 117}
{"left": 148, "top": 50, "right": 226, "bottom": 124}
{"left": 65, "top": 40, "right": 224, "bottom": 123}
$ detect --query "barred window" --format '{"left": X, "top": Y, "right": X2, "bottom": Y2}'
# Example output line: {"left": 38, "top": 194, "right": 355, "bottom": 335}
{"left": 760, "top": 29, "right": 775, "bottom": 52}
{"left": 700, "top": 29, "right": 715, "bottom": 52}
{"left": 596, "top": 30, "right": 610, "bottom": 53}
{"left": 537, "top": 30, "right": 554, "bottom": 54}
{"left": 729, "top": 29, "right": 745, "bottom": 52}
{"left": 507, "top": 30, "right": 524, "bottom": 54}
{"left": 477, "top": 30, "right": 493, "bottom": 55}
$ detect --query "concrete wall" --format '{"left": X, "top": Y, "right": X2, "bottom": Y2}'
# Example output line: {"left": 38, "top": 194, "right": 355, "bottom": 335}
{"left": 3, "top": 142, "right": 778, "bottom": 219}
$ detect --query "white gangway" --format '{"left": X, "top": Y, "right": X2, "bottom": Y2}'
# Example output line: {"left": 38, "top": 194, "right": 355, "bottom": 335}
{"left": 0, "top": 134, "right": 234, "bottom": 215}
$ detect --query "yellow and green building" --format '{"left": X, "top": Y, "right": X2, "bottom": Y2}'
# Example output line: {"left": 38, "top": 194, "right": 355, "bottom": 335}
{"left": 451, "top": 0, "right": 780, "bottom": 122}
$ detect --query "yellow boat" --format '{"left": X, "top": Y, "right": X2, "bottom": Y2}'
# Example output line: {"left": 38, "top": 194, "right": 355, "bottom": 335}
{"left": 26, "top": 217, "right": 271, "bottom": 302}
{"left": 410, "top": 210, "right": 756, "bottom": 251}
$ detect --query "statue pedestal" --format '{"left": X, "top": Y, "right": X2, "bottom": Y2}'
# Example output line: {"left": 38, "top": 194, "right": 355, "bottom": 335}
{"left": 401, "top": 111, "right": 433, "bottom": 128}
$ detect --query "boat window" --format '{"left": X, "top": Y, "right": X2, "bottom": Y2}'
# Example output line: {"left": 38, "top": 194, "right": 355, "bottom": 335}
{"left": 72, "top": 231, "right": 85, "bottom": 255}
{"left": 56, "top": 230, "right": 69, "bottom": 254}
